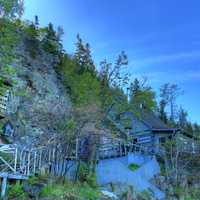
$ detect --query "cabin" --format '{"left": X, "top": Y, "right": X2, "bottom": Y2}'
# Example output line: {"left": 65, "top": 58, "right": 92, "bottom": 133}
{"left": 174, "top": 130, "right": 199, "bottom": 153}
{"left": 108, "top": 110, "right": 179, "bottom": 153}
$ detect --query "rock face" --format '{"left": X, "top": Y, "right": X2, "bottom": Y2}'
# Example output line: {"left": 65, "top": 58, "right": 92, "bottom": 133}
{"left": 2, "top": 37, "right": 72, "bottom": 147}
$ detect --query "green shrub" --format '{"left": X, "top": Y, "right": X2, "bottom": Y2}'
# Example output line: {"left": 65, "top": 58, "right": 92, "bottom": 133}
{"left": 78, "top": 163, "right": 98, "bottom": 188}
{"left": 40, "top": 180, "right": 100, "bottom": 200}
{"left": 7, "top": 183, "right": 27, "bottom": 200}
{"left": 28, "top": 174, "right": 49, "bottom": 185}
{"left": 128, "top": 163, "right": 140, "bottom": 171}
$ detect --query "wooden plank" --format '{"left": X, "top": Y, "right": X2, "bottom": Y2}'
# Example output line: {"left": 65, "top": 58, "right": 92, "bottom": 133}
{"left": 75, "top": 138, "right": 78, "bottom": 160}
{"left": 14, "top": 148, "right": 18, "bottom": 173}
{"left": 27, "top": 152, "right": 30, "bottom": 176}
{"left": 0, "top": 173, "right": 28, "bottom": 180}
{"left": 1, "top": 176, "right": 7, "bottom": 198}
{"left": 39, "top": 150, "right": 42, "bottom": 171}
{"left": 0, "top": 157, "right": 15, "bottom": 172}
{"left": 33, "top": 151, "right": 37, "bottom": 174}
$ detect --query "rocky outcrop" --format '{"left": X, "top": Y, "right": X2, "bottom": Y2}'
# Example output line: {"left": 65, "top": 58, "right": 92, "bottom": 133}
{"left": 1, "top": 36, "right": 72, "bottom": 147}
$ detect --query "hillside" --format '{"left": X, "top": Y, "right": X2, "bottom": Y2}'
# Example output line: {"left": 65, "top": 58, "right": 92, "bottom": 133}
{"left": 1, "top": 1, "right": 200, "bottom": 200}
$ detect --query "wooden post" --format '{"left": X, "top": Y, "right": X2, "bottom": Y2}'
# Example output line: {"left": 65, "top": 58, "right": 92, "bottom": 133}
{"left": 75, "top": 138, "right": 79, "bottom": 160}
{"left": 119, "top": 142, "right": 122, "bottom": 156}
{"left": 39, "top": 150, "right": 42, "bottom": 172}
{"left": 48, "top": 149, "right": 51, "bottom": 164}
{"left": 52, "top": 148, "right": 55, "bottom": 163}
{"left": 33, "top": 151, "right": 37, "bottom": 174}
{"left": 1, "top": 176, "right": 7, "bottom": 198}
{"left": 23, "top": 152, "right": 27, "bottom": 175}
{"left": 27, "top": 152, "right": 30, "bottom": 176}
{"left": 14, "top": 148, "right": 18, "bottom": 173}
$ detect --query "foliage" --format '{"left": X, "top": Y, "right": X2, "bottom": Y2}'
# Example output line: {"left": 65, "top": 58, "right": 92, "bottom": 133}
{"left": 7, "top": 183, "right": 27, "bottom": 200}
{"left": 42, "top": 23, "right": 62, "bottom": 55}
{"left": 129, "top": 78, "right": 156, "bottom": 111}
{"left": 40, "top": 179, "right": 100, "bottom": 200}
{"left": 0, "top": 0, "right": 24, "bottom": 19}
{"left": 75, "top": 34, "right": 95, "bottom": 74}
{"left": 172, "top": 186, "right": 200, "bottom": 199}
{"left": 28, "top": 174, "right": 49, "bottom": 186}
{"left": 128, "top": 163, "right": 140, "bottom": 171}
{"left": 58, "top": 54, "right": 101, "bottom": 106}
{"left": 138, "top": 190, "right": 153, "bottom": 200}
{"left": 23, "top": 22, "right": 39, "bottom": 58}
{"left": 0, "top": 20, "right": 19, "bottom": 68}
{"left": 78, "top": 162, "right": 98, "bottom": 188}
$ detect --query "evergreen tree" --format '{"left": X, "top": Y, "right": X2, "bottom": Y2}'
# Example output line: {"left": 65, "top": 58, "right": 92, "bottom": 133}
{"left": 75, "top": 34, "right": 95, "bottom": 74}
{"left": 24, "top": 22, "right": 39, "bottom": 58}
{"left": 159, "top": 99, "right": 168, "bottom": 123}
{"left": 34, "top": 15, "right": 39, "bottom": 28}
{"left": 42, "top": 23, "right": 59, "bottom": 54}
{"left": 129, "top": 78, "right": 140, "bottom": 100}
{"left": 0, "top": 0, "right": 24, "bottom": 19}
{"left": 178, "top": 107, "right": 188, "bottom": 129}
{"left": 129, "top": 78, "right": 156, "bottom": 111}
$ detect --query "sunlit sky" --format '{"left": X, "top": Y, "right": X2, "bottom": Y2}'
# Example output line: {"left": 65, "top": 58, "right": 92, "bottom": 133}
{"left": 24, "top": 0, "right": 200, "bottom": 123}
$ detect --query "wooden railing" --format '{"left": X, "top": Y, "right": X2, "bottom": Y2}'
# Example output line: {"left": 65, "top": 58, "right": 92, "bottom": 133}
{"left": 0, "top": 90, "right": 9, "bottom": 117}
{"left": 97, "top": 143, "right": 154, "bottom": 160}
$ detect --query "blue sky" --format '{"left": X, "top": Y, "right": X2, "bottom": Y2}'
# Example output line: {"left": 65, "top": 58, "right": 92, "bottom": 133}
{"left": 24, "top": 0, "right": 200, "bottom": 123}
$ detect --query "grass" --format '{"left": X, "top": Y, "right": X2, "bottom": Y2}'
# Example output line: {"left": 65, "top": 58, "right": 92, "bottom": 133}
{"left": 7, "top": 183, "right": 27, "bottom": 200}
{"left": 40, "top": 180, "right": 100, "bottom": 200}
{"left": 128, "top": 163, "right": 140, "bottom": 171}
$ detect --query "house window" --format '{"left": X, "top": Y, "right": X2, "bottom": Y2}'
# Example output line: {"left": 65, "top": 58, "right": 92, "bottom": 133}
{"left": 159, "top": 137, "right": 166, "bottom": 144}
{"left": 168, "top": 135, "right": 173, "bottom": 140}
{"left": 133, "top": 138, "right": 138, "bottom": 143}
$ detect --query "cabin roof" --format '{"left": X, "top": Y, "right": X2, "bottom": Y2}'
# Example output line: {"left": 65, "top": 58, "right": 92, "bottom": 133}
{"left": 121, "top": 110, "right": 178, "bottom": 133}
{"left": 139, "top": 111, "right": 176, "bottom": 132}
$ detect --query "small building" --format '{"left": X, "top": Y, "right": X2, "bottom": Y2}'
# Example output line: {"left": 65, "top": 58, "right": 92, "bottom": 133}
{"left": 108, "top": 110, "right": 178, "bottom": 153}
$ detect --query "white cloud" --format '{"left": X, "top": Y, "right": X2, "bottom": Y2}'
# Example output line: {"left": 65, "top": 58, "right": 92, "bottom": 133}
{"left": 129, "top": 50, "right": 200, "bottom": 68}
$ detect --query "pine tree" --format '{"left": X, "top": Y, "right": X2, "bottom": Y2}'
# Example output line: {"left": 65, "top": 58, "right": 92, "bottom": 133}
{"left": 159, "top": 99, "right": 168, "bottom": 123}
{"left": 178, "top": 107, "right": 188, "bottom": 129}
{"left": 129, "top": 78, "right": 140, "bottom": 102}
{"left": 24, "top": 22, "right": 39, "bottom": 58}
{"left": 129, "top": 78, "right": 156, "bottom": 111}
{"left": 75, "top": 34, "right": 95, "bottom": 74}
{"left": 42, "top": 23, "right": 59, "bottom": 54}
{"left": 34, "top": 15, "right": 39, "bottom": 28}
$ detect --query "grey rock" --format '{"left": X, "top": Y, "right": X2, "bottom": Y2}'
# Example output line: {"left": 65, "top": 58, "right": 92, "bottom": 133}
{"left": 2, "top": 37, "right": 72, "bottom": 147}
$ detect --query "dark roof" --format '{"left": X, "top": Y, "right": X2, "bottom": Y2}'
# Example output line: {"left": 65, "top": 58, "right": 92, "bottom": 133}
{"left": 139, "top": 111, "right": 176, "bottom": 132}
{"left": 121, "top": 110, "right": 177, "bottom": 133}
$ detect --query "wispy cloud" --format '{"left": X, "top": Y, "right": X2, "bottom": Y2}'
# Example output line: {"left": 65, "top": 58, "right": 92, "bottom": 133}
{"left": 130, "top": 69, "right": 200, "bottom": 85}
{"left": 130, "top": 50, "right": 200, "bottom": 68}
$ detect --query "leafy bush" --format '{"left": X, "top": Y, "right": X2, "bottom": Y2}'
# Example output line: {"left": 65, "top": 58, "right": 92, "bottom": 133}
{"left": 78, "top": 163, "right": 98, "bottom": 188}
{"left": 128, "top": 163, "right": 140, "bottom": 171}
{"left": 40, "top": 180, "right": 100, "bottom": 200}
{"left": 28, "top": 174, "right": 49, "bottom": 185}
{"left": 7, "top": 183, "right": 27, "bottom": 200}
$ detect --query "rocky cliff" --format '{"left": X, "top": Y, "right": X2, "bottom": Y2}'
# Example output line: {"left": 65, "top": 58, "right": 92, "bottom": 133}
{"left": 0, "top": 32, "right": 72, "bottom": 147}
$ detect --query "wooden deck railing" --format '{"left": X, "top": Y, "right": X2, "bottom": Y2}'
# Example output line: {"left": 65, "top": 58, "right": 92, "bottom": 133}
{"left": 0, "top": 90, "right": 9, "bottom": 117}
